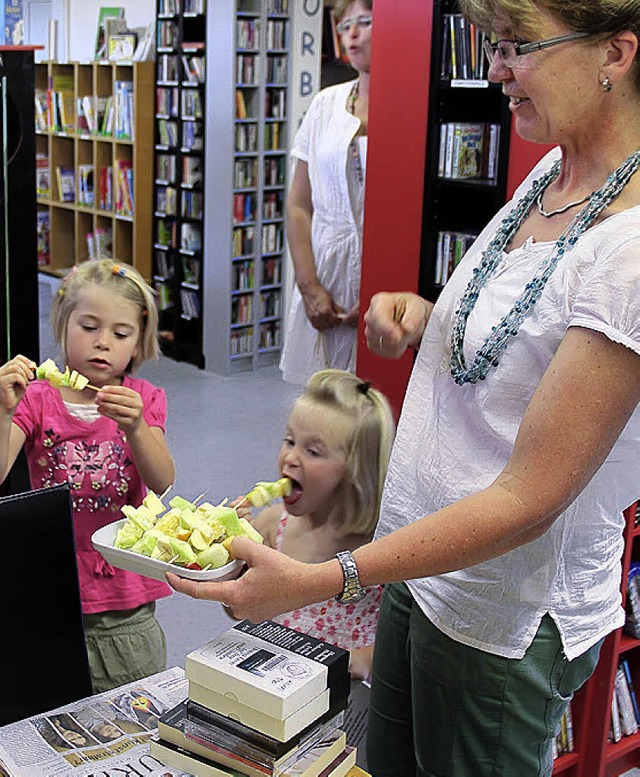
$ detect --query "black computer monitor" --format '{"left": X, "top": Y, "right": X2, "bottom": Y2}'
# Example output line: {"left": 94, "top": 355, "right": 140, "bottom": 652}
{"left": 0, "top": 483, "right": 92, "bottom": 725}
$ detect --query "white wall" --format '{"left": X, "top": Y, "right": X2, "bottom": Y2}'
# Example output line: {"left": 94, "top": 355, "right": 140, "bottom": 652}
{"left": 68, "top": 0, "right": 154, "bottom": 61}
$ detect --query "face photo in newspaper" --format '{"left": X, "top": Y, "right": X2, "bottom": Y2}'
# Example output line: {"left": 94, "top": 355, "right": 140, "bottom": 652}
{"left": 108, "top": 689, "right": 167, "bottom": 730}
{"left": 67, "top": 703, "right": 129, "bottom": 744}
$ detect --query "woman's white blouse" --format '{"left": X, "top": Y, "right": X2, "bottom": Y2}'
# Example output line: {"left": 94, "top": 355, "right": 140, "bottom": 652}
{"left": 376, "top": 147, "right": 640, "bottom": 660}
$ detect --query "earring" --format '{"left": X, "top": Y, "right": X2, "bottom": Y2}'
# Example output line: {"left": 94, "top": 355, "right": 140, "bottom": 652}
{"left": 601, "top": 76, "right": 613, "bottom": 92}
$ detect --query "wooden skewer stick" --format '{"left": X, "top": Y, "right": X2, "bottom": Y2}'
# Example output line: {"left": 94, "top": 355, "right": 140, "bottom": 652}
{"left": 193, "top": 490, "right": 210, "bottom": 505}
{"left": 86, "top": 383, "right": 101, "bottom": 392}
{"left": 160, "top": 484, "right": 173, "bottom": 500}
{"left": 168, "top": 554, "right": 180, "bottom": 564}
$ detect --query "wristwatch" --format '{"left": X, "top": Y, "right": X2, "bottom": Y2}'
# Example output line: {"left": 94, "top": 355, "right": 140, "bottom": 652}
{"left": 335, "top": 550, "right": 366, "bottom": 603}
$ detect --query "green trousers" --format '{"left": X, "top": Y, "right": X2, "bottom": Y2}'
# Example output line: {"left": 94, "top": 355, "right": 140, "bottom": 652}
{"left": 367, "top": 582, "right": 602, "bottom": 777}
{"left": 84, "top": 602, "right": 167, "bottom": 694}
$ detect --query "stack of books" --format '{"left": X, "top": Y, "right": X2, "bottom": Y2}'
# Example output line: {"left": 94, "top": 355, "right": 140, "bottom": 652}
{"left": 150, "top": 620, "right": 358, "bottom": 776}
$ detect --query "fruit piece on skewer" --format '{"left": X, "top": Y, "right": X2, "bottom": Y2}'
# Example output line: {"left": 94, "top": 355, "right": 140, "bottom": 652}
{"left": 35, "top": 358, "right": 99, "bottom": 392}
{"left": 243, "top": 477, "right": 292, "bottom": 507}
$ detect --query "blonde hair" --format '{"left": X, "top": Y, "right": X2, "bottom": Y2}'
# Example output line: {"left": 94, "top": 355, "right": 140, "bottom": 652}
{"left": 51, "top": 259, "right": 159, "bottom": 373}
{"left": 333, "top": 0, "right": 373, "bottom": 23}
{"left": 295, "top": 369, "right": 394, "bottom": 536}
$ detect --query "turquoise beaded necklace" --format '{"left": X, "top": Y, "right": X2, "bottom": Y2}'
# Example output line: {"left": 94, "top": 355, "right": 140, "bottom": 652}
{"left": 450, "top": 149, "right": 640, "bottom": 385}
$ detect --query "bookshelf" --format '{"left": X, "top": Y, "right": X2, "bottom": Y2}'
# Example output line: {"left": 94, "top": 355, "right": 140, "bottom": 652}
{"left": 34, "top": 60, "right": 154, "bottom": 281}
{"left": 152, "top": 0, "right": 206, "bottom": 366}
{"left": 418, "top": 0, "right": 511, "bottom": 300}
{"left": 153, "top": 0, "right": 290, "bottom": 372}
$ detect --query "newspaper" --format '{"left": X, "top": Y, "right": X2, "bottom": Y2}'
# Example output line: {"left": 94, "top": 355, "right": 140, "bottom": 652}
{"left": 0, "top": 667, "right": 189, "bottom": 777}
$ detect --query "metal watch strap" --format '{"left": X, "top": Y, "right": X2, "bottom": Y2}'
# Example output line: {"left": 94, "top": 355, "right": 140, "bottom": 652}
{"left": 335, "top": 550, "right": 366, "bottom": 603}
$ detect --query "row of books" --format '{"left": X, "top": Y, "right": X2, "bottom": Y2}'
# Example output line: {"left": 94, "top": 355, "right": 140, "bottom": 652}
{"left": 434, "top": 230, "right": 477, "bottom": 286}
{"left": 265, "top": 157, "right": 286, "bottom": 187}
{"left": 232, "top": 293, "right": 254, "bottom": 325}
{"left": 611, "top": 659, "right": 640, "bottom": 742}
{"left": 237, "top": 54, "right": 260, "bottom": 85}
{"left": 551, "top": 704, "right": 574, "bottom": 760}
{"left": 86, "top": 227, "right": 113, "bottom": 261}
{"left": 157, "top": 53, "right": 205, "bottom": 84}
{"left": 151, "top": 620, "right": 356, "bottom": 777}
{"left": 266, "top": 89, "right": 287, "bottom": 119}
{"left": 183, "top": 90, "right": 203, "bottom": 119}
{"left": 234, "top": 192, "right": 257, "bottom": 224}
{"left": 440, "top": 13, "right": 490, "bottom": 82}
{"left": 437, "top": 122, "right": 501, "bottom": 181}
{"left": 267, "top": 56, "right": 288, "bottom": 85}
{"left": 234, "top": 259, "right": 255, "bottom": 292}
{"left": 158, "top": 0, "right": 204, "bottom": 13}
{"left": 157, "top": 153, "right": 177, "bottom": 183}
{"left": 233, "top": 225, "right": 256, "bottom": 257}
{"left": 181, "top": 288, "right": 200, "bottom": 320}
{"left": 264, "top": 192, "right": 284, "bottom": 220}
{"left": 237, "top": 19, "right": 259, "bottom": 51}
{"left": 264, "top": 121, "right": 285, "bottom": 151}
{"left": 626, "top": 561, "right": 640, "bottom": 638}
{"left": 231, "top": 326, "right": 254, "bottom": 357}
{"left": 115, "top": 159, "right": 134, "bottom": 216}
{"left": 182, "top": 190, "right": 204, "bottom": 219}
{"left": 260, "top": 320, "right": 283, "bottom": 350}
{"left": 237, "top": 123, "right": 259, "bottom": 153}
{"left": 158, "top": 20, "right": 179, "bottom": 50}
{"left": 157, "top": 86, "right": 179, "bottom": 117}
{"left": 235, "top": 158, "right": 258, "bottom": 189}
{"left": 261, "top": 290, "right": 282, "bottom": 319}
{"left": 262, "top": 223, "right": 283, "bottom": 254}
{"left": 266, "top": 19, "right": 288, "bottom": 51}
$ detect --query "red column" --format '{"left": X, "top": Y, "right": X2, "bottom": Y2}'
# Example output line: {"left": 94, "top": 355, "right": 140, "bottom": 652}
{"left": 356, "top": 0, "right": 433, "bottom": 418}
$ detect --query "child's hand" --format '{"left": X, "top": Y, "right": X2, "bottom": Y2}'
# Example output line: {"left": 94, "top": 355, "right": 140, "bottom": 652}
{"left": 0, "top": 355, "right": 35, "bottom": 414}
{"left": 349, "top": 645, "right": 374, "bottom": 681}
{"left": 229, "top": 494, "right": 253, "bottom": 521}
{"left": 95, "top": 385, "right": 144, "bottom": 433}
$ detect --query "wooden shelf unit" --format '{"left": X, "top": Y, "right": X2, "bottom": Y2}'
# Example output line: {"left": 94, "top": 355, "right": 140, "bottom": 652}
{"left": 34, "top": 60, "right": 154, "bottom": 280}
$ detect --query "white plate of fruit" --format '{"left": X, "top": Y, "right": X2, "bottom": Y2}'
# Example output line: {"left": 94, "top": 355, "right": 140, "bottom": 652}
{"left": 91, "top": 479, "right": 291, "bottom": 582}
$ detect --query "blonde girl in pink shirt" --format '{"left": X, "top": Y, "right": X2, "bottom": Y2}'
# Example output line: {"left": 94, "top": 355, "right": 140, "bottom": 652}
{"left": 0, "top": 259, "right": 175, "bottom": 692}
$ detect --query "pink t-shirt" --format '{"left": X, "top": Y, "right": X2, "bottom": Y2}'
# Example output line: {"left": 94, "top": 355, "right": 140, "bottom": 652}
{"left": 13, "top": 377, "right": 171, "bottom": 614}
{"left": 272, "top": 514, "right": 382, "bottom": 650}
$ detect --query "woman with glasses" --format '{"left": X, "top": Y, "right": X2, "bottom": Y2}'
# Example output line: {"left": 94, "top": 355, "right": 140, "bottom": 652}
{"left": 170, "top": 0, "right": 640, "bottom": 774}
{"left": 279, "top": 0, "right": 372, "bottom": 384}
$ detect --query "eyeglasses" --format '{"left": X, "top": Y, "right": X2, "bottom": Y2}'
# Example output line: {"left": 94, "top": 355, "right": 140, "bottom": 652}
{"left": 482, "top": 31, "right": 591, "bottom": 68}
{"left": 336, "top": 15, "right": 373, "bottom": 35}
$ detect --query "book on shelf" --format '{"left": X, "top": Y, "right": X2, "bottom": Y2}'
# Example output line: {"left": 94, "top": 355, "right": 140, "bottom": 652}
{"left": 185, "top": 620, "right": 350, "bottom": 721}
{"left": 183, "top": 155, "right": 203, "bottom": 187}
{"left": 115, "top": 159, "right": 134, "bottom": 215}
{"left": 36, "top": 154, "right": 50, "bottom": 198}
{"left": 183, "top": 54, "right": 206, "bottom": 83}
{"left": 34, "top": 90, "right": 49, "bottom": 132}
{"left": 55, "top": 166, "right": 75, "bottom": 202}
{"left": 625, "top": 561, "right": 640, "bottom": 638}
{"left": 77, "top": 164, "right": 95, "bottom": 206}
{"left": 180, "top": 288, "right": 201, "bottom": 319}
{"left": 236, "top": 89, "right": 248, "bottom": 120}
{"left": 182, "top": 255, "right": 200, "bottom": 285}
{"left": 615, "top": 664, "right": 639, "bottom": 736}
{"left": 180, "top": 222, "right": 202, "bottom": 252}
{"left": 611, "top": 686, "right": 623, "bottom": 743}
{"left": 157, "top": 700, "right": 347, "bottom": 777}
{"left": 36, "top": 211, "right": 50, "bottom": 267}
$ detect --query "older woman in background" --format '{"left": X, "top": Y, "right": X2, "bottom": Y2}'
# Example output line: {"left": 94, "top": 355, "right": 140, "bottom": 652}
{"left": 279, "top": 0, "right": 372, "bottom": 384}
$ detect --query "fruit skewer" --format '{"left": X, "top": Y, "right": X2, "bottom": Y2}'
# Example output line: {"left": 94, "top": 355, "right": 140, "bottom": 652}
{"left": 36, "top": 358, "right": 100, "bottom": 392}
{"left": 236, "top": 477, "right": 292, "bottom": 508}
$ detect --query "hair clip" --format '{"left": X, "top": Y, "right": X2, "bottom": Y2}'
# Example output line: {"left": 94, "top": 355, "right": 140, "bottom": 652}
{"left": 112, "top": 265, "right": 127, "bottom": 277}
{"left": 356, "top": 381, "right": 370, "bottom": 395}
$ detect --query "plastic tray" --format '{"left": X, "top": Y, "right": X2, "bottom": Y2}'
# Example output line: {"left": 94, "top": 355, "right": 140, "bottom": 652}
{"left": 91, "top": 519, "right": 245, "bottom": 583}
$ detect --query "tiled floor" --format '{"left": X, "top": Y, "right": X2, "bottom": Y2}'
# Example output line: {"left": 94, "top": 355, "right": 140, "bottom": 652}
{"left": 39, "top": 276, "right": 300, "bottom": 669}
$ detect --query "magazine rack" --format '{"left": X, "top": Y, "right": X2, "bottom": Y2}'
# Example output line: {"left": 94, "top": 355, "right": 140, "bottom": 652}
{"left": 0, "top": 484, "right": 92, "bottom": 725}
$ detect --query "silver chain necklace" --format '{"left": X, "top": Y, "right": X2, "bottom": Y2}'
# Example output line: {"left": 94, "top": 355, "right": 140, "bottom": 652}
{"left": 536, "top": 189, "right": 593, "bottom": 218}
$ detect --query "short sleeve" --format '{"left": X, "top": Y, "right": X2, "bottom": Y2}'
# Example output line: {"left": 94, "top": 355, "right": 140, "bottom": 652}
{"left": 11, "top": 382, "right": 41, "bottom": 441}
{"left": 570, "top": 232, "right": 640, "bottom": 356}
{"left": 140, "top": 383, "right": 168, "bottom": 432}
{"left": 291, "top": 91, "right": 322, "bottom": 163}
